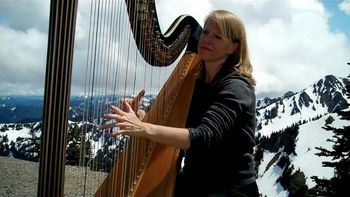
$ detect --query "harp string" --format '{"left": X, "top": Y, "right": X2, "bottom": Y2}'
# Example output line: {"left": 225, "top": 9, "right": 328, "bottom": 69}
{"left": 124, "top": 0, "right": 142, "bottom": 195}
{"left": 80, "top": 0, "right": 98, "bottom": 195}
{"left": 109, "top": 0, "right": 120, "bottom": 196}
{"left": 131, "top": 2, "right": 143, "bottom": 190}
{"left": 77, "top": 0, "right": 116, "bottom": 195}
{"left": 123, "top": 0, "right": 133, "bottom": 193}
{"left": 102, "top": 0, "right": 117, "bottom": 195}
{"left": 37, "top": 0, "right": 201, "bottom": 195}
{"left": 74, "top": 0, "right": 176, "bottom": 196}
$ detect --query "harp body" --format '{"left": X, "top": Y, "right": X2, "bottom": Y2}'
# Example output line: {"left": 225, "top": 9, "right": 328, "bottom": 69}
{"left": 38, "top": 0, "right": 202, "bottom": 196}
{"left": 95, "top": 52, "right": 200, "bottom": 197}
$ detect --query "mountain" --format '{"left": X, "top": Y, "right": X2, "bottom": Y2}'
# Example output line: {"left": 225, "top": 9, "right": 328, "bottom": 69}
{"left": 0, "top": 95, "right": 156, "bottom": 123}
{"left": 0, "top": 74, "right": 349, "bottom": 196}
{"left": 255, "top": 75, "right": 350, "bottom": 196}
{"left": 256, "top": 91, "right": 295, "bottom": 110}
{"left": 0, "top": 94, "right": 156, "bottom": 169}
{"left": 0, "top": 96, "right": 43, "bottom": 123}
{"left": 256, "top": 75, "right": 349, "bottom": 137}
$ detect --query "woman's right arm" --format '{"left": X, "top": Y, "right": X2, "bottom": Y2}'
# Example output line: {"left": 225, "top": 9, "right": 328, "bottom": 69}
{"left": 101, "top": 101, "right": 191, "bottom": 150}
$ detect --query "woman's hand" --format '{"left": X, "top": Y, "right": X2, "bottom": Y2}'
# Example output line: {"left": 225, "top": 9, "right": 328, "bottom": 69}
{"left": 100, "top": 100, "right": 148, "bottom": 137}
{"left": 99, "top": 89, "right": 190, "bottom": 149}
{"left": 122, "top": 89, "right": 145, "bottom": 118}
{"left": 121, "top": 89, "right": 146, "bottom": 120}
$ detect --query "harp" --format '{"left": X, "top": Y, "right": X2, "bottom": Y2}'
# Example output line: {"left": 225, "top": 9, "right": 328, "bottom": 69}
{"left": 37, "top": 0, "right": 202, "bottom": 196}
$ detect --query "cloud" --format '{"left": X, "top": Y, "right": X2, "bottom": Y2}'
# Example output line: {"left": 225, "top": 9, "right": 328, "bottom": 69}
{"left": 0, "top": 0, "right": 349, "bottom": 98}
{"left": 70, "top": 1, "right": 176, "bottom": 96}
{"left": 0, "top": 1, "right": 49, "bottom": 96}
{"left": 156, "top": 0, "right": 212, "bottom": 31}
{"left": 0, "top": 0, "right": 49, "bottom": 33}
{"left": 339, "top": 0, "right": 350, "bottom": 16}
{"left": 239, "top": 0, "right": 349, "bottom": 97}
{"left": 156, "top": 0, "right": 350, "bottom": 98}
{"left": 0, "top": 25, "right": 47, "bottom": 95}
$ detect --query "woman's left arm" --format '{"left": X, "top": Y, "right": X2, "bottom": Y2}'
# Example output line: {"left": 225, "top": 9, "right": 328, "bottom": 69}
{"left": 188, "top": 77, "right": 255, "bottom": 149}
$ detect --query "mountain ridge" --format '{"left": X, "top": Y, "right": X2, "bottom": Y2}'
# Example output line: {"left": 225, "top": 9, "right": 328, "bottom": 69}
{"left": 256, "top": 74, "right": 349, "bottom": 137}
{"left": 0, "top": 74, "right": 349, "bottom": 196}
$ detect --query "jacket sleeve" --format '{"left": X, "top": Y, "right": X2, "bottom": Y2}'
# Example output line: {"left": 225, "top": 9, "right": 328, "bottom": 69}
{"left": 188, "top": 77, "right": 255, "bottom": 149}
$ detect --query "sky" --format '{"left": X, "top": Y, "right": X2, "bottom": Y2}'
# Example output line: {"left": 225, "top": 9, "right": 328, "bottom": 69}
{"left": 0, "top": 0, "right": 349, "bottom": 99}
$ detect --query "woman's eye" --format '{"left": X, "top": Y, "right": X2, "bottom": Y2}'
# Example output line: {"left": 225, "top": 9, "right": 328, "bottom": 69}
{"left": 202, "top": 30, "right": 222, "bottom": 40}
{"left": 214, "top": 35, "right": 222, "bottom": 40}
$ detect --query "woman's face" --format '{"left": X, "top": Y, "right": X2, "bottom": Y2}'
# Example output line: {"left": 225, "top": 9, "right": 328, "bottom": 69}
{"left": 198, "top": 18, "right": 237, "bottom": 65}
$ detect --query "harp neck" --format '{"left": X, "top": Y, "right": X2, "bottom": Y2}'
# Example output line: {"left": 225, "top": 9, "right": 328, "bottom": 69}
{"left": 125, "top": 0, "right": 202, "bottom": 66}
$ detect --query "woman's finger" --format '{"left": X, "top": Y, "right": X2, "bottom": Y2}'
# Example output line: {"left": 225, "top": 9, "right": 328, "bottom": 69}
{"left": 107, "top": 131, "right": 122, "bottom": 137}
{"left": 103, "top": 113, "right": 123, "bottom": 121}
{"left": 110, "top": 105, "right": 127, "bottom": 115}
{"left": 106, "top": 124, "right": 130, "bottom": 136}
{"left": 123, "top": 100, "right": 133, "bottom": 113}
{"left": 134, "top": 89, "right": 145, "bottom": 104}
{"left": 99, "top": 123, "right": 117, "bottom": 130}
{"left": 120, "top": 100, "right": 136, "bottom": 117}
{"left": 129, "top": 89, "right": 145, "bottom": 111}
{"left": 121, "top": 98, "right": 133, "bottom": 112}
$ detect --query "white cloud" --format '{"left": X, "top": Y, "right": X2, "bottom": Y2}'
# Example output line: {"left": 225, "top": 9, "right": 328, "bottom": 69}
{"left": 0, "top": 1, "right": 49, "bottom": 96}
{"left": 156, "top": 0, "right": 212, "bottom": 32}
{"left": 0, "top": 0, "right": 49, "bottom": 33}
{"left": 0, "top": 0, "right": 349, "bottom": 98}
{"left": 157, "top": 0, "right": 350, "bottom": 98}
{"left": 70, "top": 1, "right": 176, "bottom": 96}
{"left": 0, "top": 25, "right": 47, "bottom": 95}
{"left": 242, "top": 0, "right": 349, "bottom": 97}
{"left": 339, "top": 0, "right": 350, "bottom": 16}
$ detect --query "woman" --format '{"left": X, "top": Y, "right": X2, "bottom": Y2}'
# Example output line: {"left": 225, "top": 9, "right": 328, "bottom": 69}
{"left": 101, "top": 10, "right": 259, "bottom": 197}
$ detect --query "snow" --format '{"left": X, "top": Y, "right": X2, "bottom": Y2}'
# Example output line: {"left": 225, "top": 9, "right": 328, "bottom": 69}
{"left": 257, "top": 111, "right": 350, "bottom": 196}
{"left": 0, "top": 124, "right": 32, "bottom": 143}
{"left": 291, "top": 114, "right": 335, "bottom": 187}
{"left": 257, "top": 151, "right": 289, "bottom": 197}
{"left": 0, "top": 76, "right": 348, "bottom": 196}
{"left": 257, "top": 75, "right": 349, "bottom": 137}
{"left": 258, "top": 89, "right": 328, "bottom": 137}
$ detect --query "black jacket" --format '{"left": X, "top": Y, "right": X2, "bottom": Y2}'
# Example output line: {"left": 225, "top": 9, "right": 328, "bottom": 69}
{"left": 175, "top": 64, "right": 256, "bottom": 196}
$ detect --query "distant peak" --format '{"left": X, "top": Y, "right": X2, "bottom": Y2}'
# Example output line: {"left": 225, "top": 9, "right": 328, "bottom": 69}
{"left": 283, "top": 91, "right": 294, "bottom": 99}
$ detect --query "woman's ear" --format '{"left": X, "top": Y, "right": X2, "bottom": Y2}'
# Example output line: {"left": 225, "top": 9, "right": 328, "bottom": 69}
{"left": 228, "top": 42, "right": 239, "bottom": 55}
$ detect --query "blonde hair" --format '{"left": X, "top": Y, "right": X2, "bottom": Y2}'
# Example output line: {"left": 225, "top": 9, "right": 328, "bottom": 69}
{"left": 206, "top": 10, "right": 256, "bottom": 86}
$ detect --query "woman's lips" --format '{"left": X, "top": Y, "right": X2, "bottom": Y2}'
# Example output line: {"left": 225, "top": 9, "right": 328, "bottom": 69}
{"left": 200, "top": 46, "right": 212, "bottom": 52}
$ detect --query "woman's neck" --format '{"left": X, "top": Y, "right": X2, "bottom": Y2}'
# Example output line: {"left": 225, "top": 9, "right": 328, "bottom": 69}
{"left": 204, "top": 60, "right": 225, "bottom": 83}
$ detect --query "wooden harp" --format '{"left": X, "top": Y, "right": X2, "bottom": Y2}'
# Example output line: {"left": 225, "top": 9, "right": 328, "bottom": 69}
{"left": 37, "top": 0, "right": 202, "bottom": 196}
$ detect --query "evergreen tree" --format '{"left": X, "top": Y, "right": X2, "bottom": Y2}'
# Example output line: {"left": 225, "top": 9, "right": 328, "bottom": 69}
{"left": 0, "top": 136, "right": 10, "bottom": 156}
{"left": 254, "top": 145, "right": 264, "bottom": 176}
{"left": 311, "top": 69, "right": 350, "bottom": 196}
{"left": 277, "top": 159, "right": 308, "bottom": 197}
{"left": 325, "top": 115, "right": 335, "bottom": 125}
{"left": 258, "top": 124, "right": 299, "bottom": 154}
{"left": 288, "top": 169, "right": 308, "bottom": 197}
{"left": 27, "top": 125, "right": 40, "bottom": 161}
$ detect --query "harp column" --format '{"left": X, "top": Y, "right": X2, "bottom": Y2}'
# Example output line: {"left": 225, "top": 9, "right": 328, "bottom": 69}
{"left": 37, "top": 0, "right": 78, "bottom": 196}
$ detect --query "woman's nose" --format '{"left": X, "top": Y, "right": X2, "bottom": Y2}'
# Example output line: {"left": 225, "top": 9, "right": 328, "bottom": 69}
{"left": 202, "top": 34, "right": 214, "bottom": 43}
